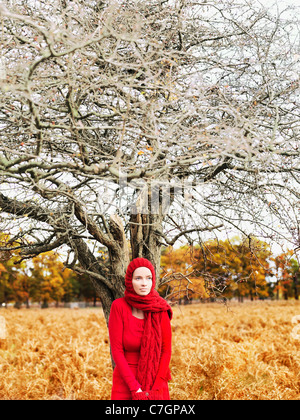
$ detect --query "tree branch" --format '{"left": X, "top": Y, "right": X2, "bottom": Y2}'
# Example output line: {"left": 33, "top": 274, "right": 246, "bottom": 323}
{"left": 157, "top": 224, "right": 224, "bottom": 246}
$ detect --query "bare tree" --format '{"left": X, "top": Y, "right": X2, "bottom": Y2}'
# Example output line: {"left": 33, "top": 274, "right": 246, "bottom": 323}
{"left": 0, "top": 0, "right": 299, "bottom": 321}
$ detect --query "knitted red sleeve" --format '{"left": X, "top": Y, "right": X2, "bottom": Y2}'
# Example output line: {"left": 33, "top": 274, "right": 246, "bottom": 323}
{"left": 108, "top": 299, "right": 142, "bottom": 392}
{"left": 152, "top": 311, "right": 172, "bottom": 390}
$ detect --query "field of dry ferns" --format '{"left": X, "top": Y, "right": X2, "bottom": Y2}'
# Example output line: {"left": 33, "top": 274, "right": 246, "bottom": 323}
{"left": 1, "top": 300, "right": 300, "bottom": 400}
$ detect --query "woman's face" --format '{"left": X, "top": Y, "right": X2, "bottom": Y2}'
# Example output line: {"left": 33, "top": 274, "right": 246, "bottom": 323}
{"left": 132, "top": 267, "right": 153, "bottom": 296}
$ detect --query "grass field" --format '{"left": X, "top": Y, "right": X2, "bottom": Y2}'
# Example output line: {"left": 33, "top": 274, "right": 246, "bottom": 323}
{"left": 0, "top": 300, "right": 300, "bottom": 400}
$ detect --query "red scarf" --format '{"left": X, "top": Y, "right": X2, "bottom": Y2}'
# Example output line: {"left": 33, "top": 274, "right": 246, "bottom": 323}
{"left": 124, "top": 258, "right": 172, "bottom": 392}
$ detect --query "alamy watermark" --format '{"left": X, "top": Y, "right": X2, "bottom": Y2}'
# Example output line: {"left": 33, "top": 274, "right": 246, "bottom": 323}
{"left": 0, "top": 316, "right": 7, "bottom": 340}
{"left": 290, "top": 315, "right": 300, "bottom": 341}
{"left": 96, "top": 173, "right": 198, "bottom": 215}
{"left": 0, "top": 58, "right": 6, "bottom": 80}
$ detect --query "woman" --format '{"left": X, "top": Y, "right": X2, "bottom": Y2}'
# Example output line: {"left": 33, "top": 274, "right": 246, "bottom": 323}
{"left": 108, "top": 257, "right": 173, "bottom": 400}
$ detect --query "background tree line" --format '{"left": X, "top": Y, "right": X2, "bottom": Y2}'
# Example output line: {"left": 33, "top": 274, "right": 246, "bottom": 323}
{"left": 0, "top": 232, "right": 99, "bottom": 308}
{"left": 160, "top": 237, "right": 300, "bottom": 303}
{"left": 1, "top": 231, "right": 299, "bottom": 308}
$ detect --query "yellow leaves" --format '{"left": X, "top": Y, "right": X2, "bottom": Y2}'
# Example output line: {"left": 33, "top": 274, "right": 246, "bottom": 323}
{"left": 31, "top": 251, "right": 73, "bottom": 303}
{"left": 160, "top": 237, "right": 274, "bottom": 300}
{"left": 138, "top": 146, "right": 153, "bottom": 155}
{"left": 0, "top": 263, "right": 7, "bottom": 272}
{"left": 160, "top": 245, "right": 210, "bottom": 300}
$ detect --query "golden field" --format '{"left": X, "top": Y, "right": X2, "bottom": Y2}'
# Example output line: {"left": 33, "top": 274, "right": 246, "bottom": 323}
{"left": 0, "top": 300, "right": 300, "bottom": 400}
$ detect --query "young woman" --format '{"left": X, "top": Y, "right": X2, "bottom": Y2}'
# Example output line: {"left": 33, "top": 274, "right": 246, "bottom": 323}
{"left": 108, "top": 257, "right": 173, "bottom": 400}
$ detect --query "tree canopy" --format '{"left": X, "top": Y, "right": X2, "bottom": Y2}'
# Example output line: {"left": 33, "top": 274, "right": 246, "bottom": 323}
{"left": 0, "top": 0, "right": 299, "bottom": 320}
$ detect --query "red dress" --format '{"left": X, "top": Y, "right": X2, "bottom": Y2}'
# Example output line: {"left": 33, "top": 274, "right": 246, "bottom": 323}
{"left": 108, "top": 297, "right": 172, "bottom": 400}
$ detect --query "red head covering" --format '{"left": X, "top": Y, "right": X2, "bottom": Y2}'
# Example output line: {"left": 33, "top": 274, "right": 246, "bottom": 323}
{"left": 124, "top": 257, "right": 172, "bottom": 318}
{"left": 124, "top": 257, "right": 172, "bottom": 393}
{"left": 125, "top": 257, "right": 156, "bottom": 293}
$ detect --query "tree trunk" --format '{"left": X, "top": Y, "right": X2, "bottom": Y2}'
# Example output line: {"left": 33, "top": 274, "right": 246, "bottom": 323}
{"left": 276, "top": 280, "right": 280, "bottom": 300}
{"left": 293, "top": 274, "right": 299, "bottom": 300}
{"left": 41, "top": 299, "right": 48, "bottom": 308}
{"left": 70, "top": 214, "right": 131, "bottom": 325}
{"left": 130, "top": 212, "right": 164, "bottom": 288}
{"left": 80, "top": 209, "right": 164, "bottom": 325}
{"left": 73, "top": 238, "right": 116, "bottom": 324}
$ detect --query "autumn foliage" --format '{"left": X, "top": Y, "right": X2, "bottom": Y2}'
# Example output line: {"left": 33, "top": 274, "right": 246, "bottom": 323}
{"left": 0, "top": 232, "right": 299, "bottom": 307}
{"left": 160, "top": 237, "right": 299, "bottom": 302}
{"left": 0, "top": 233, "right": 97, "bottom": 307}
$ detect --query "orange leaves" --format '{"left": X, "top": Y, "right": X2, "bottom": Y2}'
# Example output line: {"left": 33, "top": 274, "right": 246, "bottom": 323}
{"left": 0, "top": 263, "right": 7, "bottom": 273}
{"left": 160, "top": 245, "right": 210, "bottom": 300}
{"left": 160, "top": 237, "right": 274, "bottom": 301}
{"left": 31, "top": 251, "right": 74, "bottom": 305}
{"left": 137, "top": 146, "right": 154, "bottom": 156}
{"left": 271, "top": 250, "right": 297, "bottom": 299}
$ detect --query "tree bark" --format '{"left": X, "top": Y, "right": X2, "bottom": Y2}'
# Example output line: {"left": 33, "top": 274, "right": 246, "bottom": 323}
{"left": 293, "top": 274, "right": 299, "bottom": 300}
{"left": 130, "top": 212, "right": 164, "bottom": 288}
{"left": 71, "top": 237, "right": 116, "bottom": 323}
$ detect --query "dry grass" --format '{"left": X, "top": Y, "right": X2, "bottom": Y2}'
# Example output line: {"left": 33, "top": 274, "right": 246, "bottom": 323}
{"left": 0, "top": 308, "right": 112, "bottom": 400}
{"left": 1, "top": 300, "right": 300, "bottom": 400}
{"left": 171, "top": 300, "right": 300, "bottom": 400}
